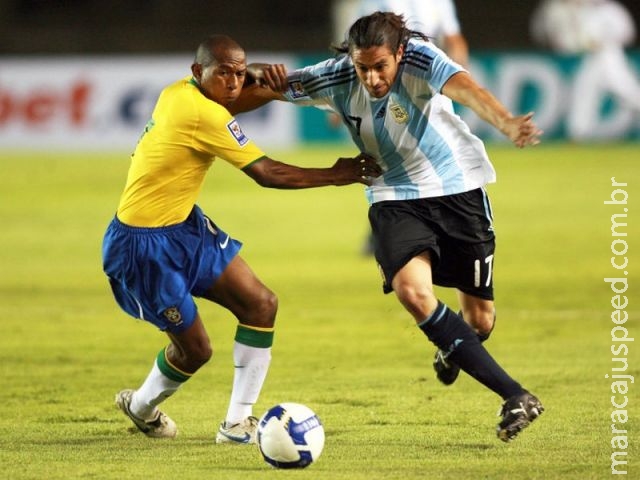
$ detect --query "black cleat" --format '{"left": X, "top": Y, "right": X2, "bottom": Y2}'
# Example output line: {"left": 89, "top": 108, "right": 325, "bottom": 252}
{"left": 496, "top": 391, "right": 544, "bottom": 442}
{"left": 433, "top": 349, "right": 461, "bottom": 385}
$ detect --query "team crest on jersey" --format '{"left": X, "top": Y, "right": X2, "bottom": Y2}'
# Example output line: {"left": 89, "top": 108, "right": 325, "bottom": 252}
{"left": 389, "top": 103, "right": 409, "bottom": 124}
{"left": 226, "top": 119, "right": 249, "bottom": 146}
{"left": 163, "top": 307, "right": 183, "bottom": 325}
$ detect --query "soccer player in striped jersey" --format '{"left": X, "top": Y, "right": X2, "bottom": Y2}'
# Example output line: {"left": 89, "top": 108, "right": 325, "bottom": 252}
{"left": 236, "top": 12, "right": 544, "bottom": 441}
{"left": 102, "top": 34, "right": 381, "bottom": 443}
{"left": 335, "top": 0, "right": 469, "bottom": 256}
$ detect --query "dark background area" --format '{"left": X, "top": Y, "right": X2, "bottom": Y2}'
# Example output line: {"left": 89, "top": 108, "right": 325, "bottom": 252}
{"left": 1, "top": 0, "right": 639, "bottom": 54}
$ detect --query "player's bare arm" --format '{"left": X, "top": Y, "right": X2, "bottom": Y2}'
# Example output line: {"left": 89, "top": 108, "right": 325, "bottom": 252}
{"left": 229, "top": 63, "right": 288, "bottom": 114}
{"left": 442, "top": 71, "right": 543, "bottom": 148}
{"left": 247, "top": 62, "right": 288, "bottom": 91}
{"left": 242, "top": 153, "right": 382, "bottom": 188}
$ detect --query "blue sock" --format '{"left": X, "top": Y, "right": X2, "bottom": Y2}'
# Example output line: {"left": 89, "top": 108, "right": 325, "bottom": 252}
{"left": 418, "top": 302, "right": 523, "bottom": 399}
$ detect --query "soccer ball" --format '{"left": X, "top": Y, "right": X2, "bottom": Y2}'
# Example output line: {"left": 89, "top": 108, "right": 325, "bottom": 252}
{"left": 257, "top": 402, "right": 325, "bottom": 469}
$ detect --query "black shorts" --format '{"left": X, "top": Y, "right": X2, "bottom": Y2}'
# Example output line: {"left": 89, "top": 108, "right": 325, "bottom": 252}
{"left": 368, "top": 188, "right": 495, "bottom": 300}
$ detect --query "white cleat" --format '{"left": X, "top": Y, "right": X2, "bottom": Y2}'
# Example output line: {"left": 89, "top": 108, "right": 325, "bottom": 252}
{"left": 115, "top": 389, "right": 177, "bottom": 438}
{"left": 215, "top": 416, "right": 259, "bottom": 444}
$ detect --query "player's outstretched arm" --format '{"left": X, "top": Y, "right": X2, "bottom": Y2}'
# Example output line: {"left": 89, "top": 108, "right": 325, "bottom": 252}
{"left": 229, "top": 63, "right": 288, "bottom": 115}
{"left": 247, "top": 63, "right": 288, "bottom": 92}
{"left": 442, "top": 71, "right": 543, "bottom": 148}
{"left": 242, "top": 153, "right": 382, "bottom": 189}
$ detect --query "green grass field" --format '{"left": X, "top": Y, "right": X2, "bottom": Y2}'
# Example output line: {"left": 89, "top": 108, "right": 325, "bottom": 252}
{"left": 1, "top": 142, "right": 638, "bottom": 479}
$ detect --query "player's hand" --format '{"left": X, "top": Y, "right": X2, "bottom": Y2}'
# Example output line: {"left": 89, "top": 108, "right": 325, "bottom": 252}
{"left": 503, "top": 112, "right": 543, "bottom": 148}
{"left": 332, "top": 153, "right": 383, "bottom": 186}
{"left": 247, "top": 63, "right": 288, "bottom": 93}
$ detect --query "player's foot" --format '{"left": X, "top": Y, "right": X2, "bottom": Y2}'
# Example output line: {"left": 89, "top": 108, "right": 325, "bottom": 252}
{"left": 215, "top": 416, "right": 259, "bottom": 444}
{"left": 115, "top": 389, "right": 177, "bottom": 438}
{"left": 433, "top": 349, "right": 461, "bottom": 385}
{"left": 496, "top": 391, "right": 544, "bottom": 442}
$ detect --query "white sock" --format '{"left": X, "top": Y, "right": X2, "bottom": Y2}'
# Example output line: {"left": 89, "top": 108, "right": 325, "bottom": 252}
{"left": 130, "top": 361, "right": 182, "bottom": 420}
{"left": 224, "top": 342, "right": 272, "bottom": 425}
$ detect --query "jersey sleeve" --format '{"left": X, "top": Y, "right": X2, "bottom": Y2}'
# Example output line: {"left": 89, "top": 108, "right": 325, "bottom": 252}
{"left": 282, "top": 57, "right": 348, "bottom": 112}
{"left": 191, "top": 99, "right": 265, "bottom": 169}
{"left": 420, "top": 42, "right": 465, "bottom": 92}
{"left": 282, "top": 68, "right": 318, "bottom": 105}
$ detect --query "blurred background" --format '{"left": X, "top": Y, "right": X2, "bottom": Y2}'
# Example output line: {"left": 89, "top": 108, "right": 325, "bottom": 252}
{"left": 0, "top": 0, "right": 638, "bottom": 53}
{"left": 1, "top": 0, "right": 639, "bottom": 148}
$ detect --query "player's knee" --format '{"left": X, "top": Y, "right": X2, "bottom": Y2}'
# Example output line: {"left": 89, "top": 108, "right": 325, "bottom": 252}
{"left": 248, "top": 288, "right": 278, "bottom": 328}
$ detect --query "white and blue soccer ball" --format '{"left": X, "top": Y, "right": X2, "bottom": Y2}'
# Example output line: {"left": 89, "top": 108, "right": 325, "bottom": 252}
{"left": 257, "top": 402, "right": 325, "bottom": 469}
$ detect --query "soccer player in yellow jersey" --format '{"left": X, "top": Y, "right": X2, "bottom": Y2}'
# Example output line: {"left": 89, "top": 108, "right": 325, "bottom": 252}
{"left": 102, "top": 34, "right": 381, "bottom": 442}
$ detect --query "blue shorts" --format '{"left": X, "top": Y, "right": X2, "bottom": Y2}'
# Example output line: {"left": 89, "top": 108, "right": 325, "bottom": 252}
{"left": 102, "top": 205, "right": 242, "bottom": 333}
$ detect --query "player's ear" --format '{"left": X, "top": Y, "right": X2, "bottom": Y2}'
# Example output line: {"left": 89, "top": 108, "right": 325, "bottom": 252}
{"left": 395, "top": 44, "right": 404, "bottom": 62}
{"left": 191, "top": 63, "right": 202, "bottom": 82}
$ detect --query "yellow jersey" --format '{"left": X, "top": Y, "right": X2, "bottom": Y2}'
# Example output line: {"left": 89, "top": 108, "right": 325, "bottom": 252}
{"left": 116, "top": 76, "right": 265, "bottom": 227}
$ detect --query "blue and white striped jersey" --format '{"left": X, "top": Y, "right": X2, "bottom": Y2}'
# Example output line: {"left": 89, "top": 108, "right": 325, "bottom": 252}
{"left": 283, "top": 38, "right": 496, "bottom": 204}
